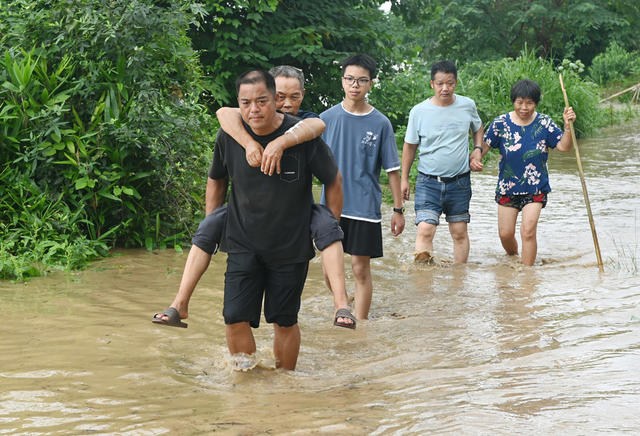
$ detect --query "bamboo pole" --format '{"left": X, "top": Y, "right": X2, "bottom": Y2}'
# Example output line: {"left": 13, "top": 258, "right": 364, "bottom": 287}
{"left": 599, "top": 82, "right": 640, "bottom": 102}
{"left": 559, "top": 74, "right": 604, "bottom": 271}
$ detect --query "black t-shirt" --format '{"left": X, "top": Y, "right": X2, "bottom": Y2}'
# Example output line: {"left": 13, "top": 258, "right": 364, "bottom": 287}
{"left": 209, "top": 113, "right": 338, "bottom": 264}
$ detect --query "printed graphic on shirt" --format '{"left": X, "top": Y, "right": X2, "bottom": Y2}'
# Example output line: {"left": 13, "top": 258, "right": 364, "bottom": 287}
{"left": 360, "top": 131, "right": 378, "bottom": 155}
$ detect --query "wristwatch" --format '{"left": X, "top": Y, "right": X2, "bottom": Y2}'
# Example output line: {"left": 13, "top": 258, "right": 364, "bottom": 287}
{"left": 393, "top": 207, "right": 404, "bottom": 214}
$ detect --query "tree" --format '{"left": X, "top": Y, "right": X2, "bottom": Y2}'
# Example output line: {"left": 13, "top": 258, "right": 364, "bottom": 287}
{"left": 192, "top": 0, "right": 400, "bottom": 112}
{"left": 389, "top": 0, "right": 640, "bottom": 66}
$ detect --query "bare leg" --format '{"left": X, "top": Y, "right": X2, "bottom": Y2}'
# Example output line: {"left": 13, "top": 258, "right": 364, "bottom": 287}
{"left": 226, "top": 322, "right": 256, "bottom": 355}
{"left": 448, "top": 221, "right": 470, "bottom": 263}
{"left": 320, "top": 241, "right": 352, "bottom": 326}
{"left": 351, "top": 255, "right": 372, "bottom": 320}
{"left": 156, "top": 245, "right": 211, "bottom": 321}
{"left": 415, "top": 221, "right": 436, "bottom": 255}
{"left": 273, "top": 323, "right": 300, "bottom": 370}
{"left": 498, "top": 205, "right": 519, "bottom": 257}
{"left": 520, "top": 202, "right": 543, "bottom": 266}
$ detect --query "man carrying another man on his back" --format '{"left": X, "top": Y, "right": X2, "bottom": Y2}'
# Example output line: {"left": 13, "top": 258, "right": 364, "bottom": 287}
{"left": 210, "top": 69, "right": 342, "bottom": 370}
{"left": 153, "top": 66, "right": 355, "bottom": 330}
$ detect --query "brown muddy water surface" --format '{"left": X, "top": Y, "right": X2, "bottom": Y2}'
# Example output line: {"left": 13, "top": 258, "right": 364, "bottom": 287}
{"left": 2, "top": 121, "right": 640, "bottom": 434}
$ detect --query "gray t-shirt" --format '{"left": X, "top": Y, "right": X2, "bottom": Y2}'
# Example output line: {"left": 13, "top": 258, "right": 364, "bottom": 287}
{"left": 320, "top": 103, "right": 400, "bottom": 222}
{"left": 405, "top": 95, "right": 482, "bottom": 178}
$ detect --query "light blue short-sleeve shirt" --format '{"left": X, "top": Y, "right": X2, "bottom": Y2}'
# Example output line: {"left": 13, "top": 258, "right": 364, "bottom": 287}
{"left": 320, "top": 103, "right": 400, "bottom": 222}
{"left": 404, "top": 95, "right": 482, "bottom": 178}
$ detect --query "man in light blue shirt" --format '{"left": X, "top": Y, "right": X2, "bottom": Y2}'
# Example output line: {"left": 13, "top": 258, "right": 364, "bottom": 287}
{"left": 401, "top": 60, "right": 483, "bottom": 264}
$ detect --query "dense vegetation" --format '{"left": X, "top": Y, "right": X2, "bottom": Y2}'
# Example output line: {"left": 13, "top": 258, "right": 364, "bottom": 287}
{"left": 0, "top": 1, "right": 215, "bottom": 279}
{"left": 1, "top": 0, "right": 639, "bottom": 280}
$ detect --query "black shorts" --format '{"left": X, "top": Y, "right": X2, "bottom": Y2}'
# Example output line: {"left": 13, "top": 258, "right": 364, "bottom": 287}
{"left": 191, "top": 204, "right": 342, "bottom": 254}
{"left": 339, "top": 217, "right": 383, "bottom": 258}
{"left": 223, "top": 252, "right": 309, "bottom": 328}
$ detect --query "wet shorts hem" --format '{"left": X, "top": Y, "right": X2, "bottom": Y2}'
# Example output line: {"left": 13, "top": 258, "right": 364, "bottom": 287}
{"left": 495, "top": 192, "right": 548, "bottom": 210}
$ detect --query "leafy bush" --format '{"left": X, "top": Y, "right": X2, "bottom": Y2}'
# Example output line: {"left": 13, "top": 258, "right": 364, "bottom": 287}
{"left": 458, "top": 49, "right": 605, "bottom": 138}
{"left": 589, "top": 42, "right": 640, "bottom": 86}
{"left": 369, "top": 60, "right": 432, "bottom": 133}
{"left": 0, "top": 1, "right": 215, "bottom": 279}
{"left": 0, "top": 166, "right": 108, "bottom": 280}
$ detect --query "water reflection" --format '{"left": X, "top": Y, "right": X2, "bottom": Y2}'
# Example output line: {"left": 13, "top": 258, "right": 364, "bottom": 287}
{"left": 1, "top": 121, "right": 640, "bottom": 434}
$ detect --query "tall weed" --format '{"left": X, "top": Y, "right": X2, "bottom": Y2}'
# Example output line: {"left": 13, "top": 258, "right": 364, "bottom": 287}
{"left": 589, "top": 42, "right": 640, "bottom": 86}
{"left": 458, "top": 49, "right": 605, "bottom": 137}
{"left": 0, "top": 167, "right": 108, "bottom": 280}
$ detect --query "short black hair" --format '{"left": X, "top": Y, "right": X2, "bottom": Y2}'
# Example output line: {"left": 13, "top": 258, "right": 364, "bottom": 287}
{"left": 431, "top": 60, "right": 457, "bottom": 81}
{"left": 341, "top": 53, "right": 376, "bottom": 79}
{"left": 510, "top": 79, "right": 541, "bottom": 104}
{"left": 235, "top": 70, "right": 276, "bottom": 96}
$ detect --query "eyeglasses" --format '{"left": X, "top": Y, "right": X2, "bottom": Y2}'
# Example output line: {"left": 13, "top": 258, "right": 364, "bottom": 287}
{"left": 342, "top": 76, "right": 371, "bottom": 86}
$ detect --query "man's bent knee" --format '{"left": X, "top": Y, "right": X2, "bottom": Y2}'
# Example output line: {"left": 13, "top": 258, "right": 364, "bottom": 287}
{"left": 191, "top": 206, "right": 228, "bottom": 254}
{"left": 310, "top": 204, "right": 343, "bottom": 251}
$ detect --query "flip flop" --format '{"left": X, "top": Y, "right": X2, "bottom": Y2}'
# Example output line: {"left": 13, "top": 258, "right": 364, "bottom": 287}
{"left": 152, "top": 307, "right": 187, "bottom": 328}
{"left": 333, "top": 307, "right": 356, "bottom": 329}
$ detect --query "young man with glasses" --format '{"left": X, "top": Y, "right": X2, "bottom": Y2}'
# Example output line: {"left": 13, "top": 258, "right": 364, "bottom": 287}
{"left": 320, "top": 53, "right": 405, "bottom": 320}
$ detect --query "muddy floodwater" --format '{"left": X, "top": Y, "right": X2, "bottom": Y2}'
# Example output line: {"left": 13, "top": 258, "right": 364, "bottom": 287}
{"left": 2, "top": 120, "right": 640, "bottom": 435}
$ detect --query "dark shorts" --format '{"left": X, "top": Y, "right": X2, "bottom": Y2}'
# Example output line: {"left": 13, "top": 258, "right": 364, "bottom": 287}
{"left": 191, "top": 206, "right": 227, "bottom": 254}
{"left": 223, "top": 252, "right": 309, "bottom": 328}
{"left": 495, "top": 192, "right": 548, "bottom": 211}
{"left": 191, "top": 204, "right": 342, "bottom": 254}
{"left": 310, "top": 204, "right": 344, "bottom": 251}
{"left": 414, "top": 172, "right": 471, "bottom": 226}
{"left": 339, "top": 217, "right": 383, "bottom": 258}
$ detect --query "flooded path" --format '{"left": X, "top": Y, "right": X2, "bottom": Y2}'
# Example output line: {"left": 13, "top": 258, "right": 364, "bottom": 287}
{"left": 2, "top": 121, "right": 640, "bottom": 434}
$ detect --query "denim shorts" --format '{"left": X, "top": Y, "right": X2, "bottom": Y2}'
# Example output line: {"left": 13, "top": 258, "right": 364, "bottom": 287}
{"left": 414, "top": 172, "right": 471, "bottom": 226}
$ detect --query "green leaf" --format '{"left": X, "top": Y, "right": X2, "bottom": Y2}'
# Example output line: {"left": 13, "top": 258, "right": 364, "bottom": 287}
{"left": 97, "top": 191, "right": 121, "bottom": 202}
{"left": 523, "top": 149, "right": 542, "bottom": 160}
{"left": 2, "top": 81, "right": 20, "bottom": 92}
{"left": 75, "top": 177, "right": 88, "bottom": 190}
{"left": 51, "top": 129, "right": 61, "bottom": 143}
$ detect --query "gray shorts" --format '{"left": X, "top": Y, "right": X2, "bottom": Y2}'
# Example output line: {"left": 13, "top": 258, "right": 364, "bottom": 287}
{"left": 191, "top": 203, "right": 343, "bottom": 254}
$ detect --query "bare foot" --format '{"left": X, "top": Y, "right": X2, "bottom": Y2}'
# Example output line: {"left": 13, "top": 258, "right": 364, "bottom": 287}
{"left": 414, "top": 250, "right": 434, "bottom": 264}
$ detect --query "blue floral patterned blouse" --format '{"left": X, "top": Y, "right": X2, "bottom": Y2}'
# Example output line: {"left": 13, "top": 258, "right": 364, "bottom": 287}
{"left": 484, "top": 112, "right": 564, "bottom": 195}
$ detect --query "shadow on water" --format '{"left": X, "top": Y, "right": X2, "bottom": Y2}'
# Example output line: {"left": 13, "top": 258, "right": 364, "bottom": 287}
{"left": 2, "top": 121, "right": 640, "bottom": 434}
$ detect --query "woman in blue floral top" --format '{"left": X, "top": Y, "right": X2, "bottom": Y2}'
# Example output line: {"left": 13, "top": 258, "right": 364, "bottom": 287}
{"left": 469, "top": 79, "right": 576, "bottom": 266}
